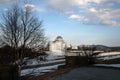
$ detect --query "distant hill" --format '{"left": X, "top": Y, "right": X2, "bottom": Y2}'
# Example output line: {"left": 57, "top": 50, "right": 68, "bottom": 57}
{"left": 92, "top": 45, "right": 120, "bottom": 51}
{"left": 109, "top": 46, "right": 120, "bottom": 51}
{"left": 77, "top": 45, "right": 120, "bottom": 51}
{"left": 95, "top": 45, "right": 111, "bottom": 51}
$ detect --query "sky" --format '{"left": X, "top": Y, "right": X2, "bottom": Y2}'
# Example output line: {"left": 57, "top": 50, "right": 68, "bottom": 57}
{"left": 0, "top": 0, "right": 120, "bottom": 47}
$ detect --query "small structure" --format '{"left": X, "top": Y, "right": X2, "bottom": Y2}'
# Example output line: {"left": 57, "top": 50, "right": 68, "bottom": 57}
{"left": 49, "top": 36, "right": 66, "bottom": 52}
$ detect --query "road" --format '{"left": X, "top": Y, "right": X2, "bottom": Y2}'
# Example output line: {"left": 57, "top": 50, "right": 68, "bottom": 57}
{"left": 49, "top": 67, "right": 120, "bottom": 80}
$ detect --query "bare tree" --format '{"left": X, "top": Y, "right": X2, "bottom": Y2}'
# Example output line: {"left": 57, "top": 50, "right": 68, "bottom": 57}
{"left": 78, "top": 45, "right": 97, "bottom": 64}
{"left": 0, "top": 4, "right": 46, "bottom": 78}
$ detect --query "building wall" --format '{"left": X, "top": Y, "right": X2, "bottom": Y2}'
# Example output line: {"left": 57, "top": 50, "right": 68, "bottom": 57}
{"left": 49, "top": 36, "right": 66, "bottom": 52}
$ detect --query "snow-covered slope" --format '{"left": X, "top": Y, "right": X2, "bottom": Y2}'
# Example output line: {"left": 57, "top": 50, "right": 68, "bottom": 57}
{"left": 21, "top": 51, "right": 65, "bottom": 76}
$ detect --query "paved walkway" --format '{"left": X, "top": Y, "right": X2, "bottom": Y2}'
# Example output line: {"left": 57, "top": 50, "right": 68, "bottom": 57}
{"left": 49, "top": 67, "right": 120, "bottom": 80}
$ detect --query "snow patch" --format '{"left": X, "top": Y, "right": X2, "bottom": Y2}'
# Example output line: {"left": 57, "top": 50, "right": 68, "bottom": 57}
{"left": 21, "top": 63, "right": 65, "bottom": 76}
{"left": 98, "top": 52, "right": 120, "bottom": 57}
{"left": 94, "top": 64, "right": 120, "bottom": 68}
{"left": 46, "top": 52, "right": 65, "bottom": 61}
{"left": 97, "top": 55, "right": 120, "bottom": 60}
{"left": 21, "top": 51, "right": 66, "bottom": 76}
{"left": 22, "top": 51, "right": 65, "bottom": 66}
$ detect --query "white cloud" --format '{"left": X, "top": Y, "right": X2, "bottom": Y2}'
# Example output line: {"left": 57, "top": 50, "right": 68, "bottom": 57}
{"left": 89, "top": 8, "right": 97, "bottom": 13}
{"left": 25, "top": 4, "right": 35, "bottom": 8}
{"left": 48, "top": 0, "right": 104, "bottom": 11}
{"left": 0, "top": 0, "right": 19, "bottom": 4}
{"left": 24, "top": 4, "right": 45, "bottom": 12}
{"left": 101, "top": 20, "right": 119, "bottom": 26}
{"left": 48, "top": 0, "right": 120, "bottom": 27}
{"left": 24, "top": 4, "right": 35, "bottom": 12}
{"left": 0, "top": 0, "right": 11, "bottom": 3}
{"left": 69, "top": 14, "right": 84, "bottom": 20}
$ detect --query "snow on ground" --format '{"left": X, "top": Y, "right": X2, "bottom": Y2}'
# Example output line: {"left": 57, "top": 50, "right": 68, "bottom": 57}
{"left": 23, "top": 51, "right": 65, "bottom": 66}
{"left": 23, "top": 59, "right": 65, "bottom": 67}
{"left": 21, "top": 51, "right": 65, "bottom": 76}
{"left": 39, "top": 59, "right": 65, "bottom": 65}
{"left": 98, "top": 52, "right": 120, "bottom": 57}
{"left": 94, "top": 64, "right": 120, "bottom": 68}
{"left": 21, "top": 63, "right": 65, "bottom": 76}
{"left": 46, "top": 51, "right": 65, "bottom": 55}
{"left": 97, "top": 55, "right": 120, "bottom": 60}
{"left": 46, "top": 52, "right": 65, "bottom": 61}
{"left": 96, "top": 52, "right": 120, "bottom": 60}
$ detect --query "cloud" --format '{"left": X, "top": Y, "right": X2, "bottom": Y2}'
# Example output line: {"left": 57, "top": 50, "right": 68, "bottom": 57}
{"left": 24, "top": 4, "right": 45, "bottom": 12}
{"left": 48, "top": 0, "right": 89, "bottom": 12}
{"left": 48, "top": 0, "right": 105, "bottom": 11}
{"left": 0, "top": 0, "right": 18, "bottom": 4}
{"left": 48, "top": 0, "right": 120, "bottom": 27}
{"left": 84, "top": 8, "right": 120, "bottom": 26}
{"left": 69, "top": 14, "right": 84, "bottom": 20}
{"left": 89, "top": 8, "right": 97, "bottom": 13}
{"left": 0, "top": 0, "right": 11, "bottom": 3}
{"left": 24, "top": 4, "right": 35, "bottom": 12}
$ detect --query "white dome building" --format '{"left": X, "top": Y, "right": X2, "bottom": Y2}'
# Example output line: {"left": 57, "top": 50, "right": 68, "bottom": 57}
{"left": 49, "top": 36, "right": 66, "bottom": 52}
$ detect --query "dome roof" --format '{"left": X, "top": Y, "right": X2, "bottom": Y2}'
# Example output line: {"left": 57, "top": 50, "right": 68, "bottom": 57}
{"left": 54, "top": 36, "right": 64, "bottom": 42}
{"left": 56, "top": 36, "right": 63, "bottom": 39}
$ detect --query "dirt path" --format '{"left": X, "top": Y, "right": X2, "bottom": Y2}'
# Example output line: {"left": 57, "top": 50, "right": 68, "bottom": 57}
{"left": 48, "top": 67, "right": 120, "bottom": 80}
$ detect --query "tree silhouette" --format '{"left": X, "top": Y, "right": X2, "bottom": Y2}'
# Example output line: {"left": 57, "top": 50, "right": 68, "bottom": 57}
{"left": 0, "top": 4, "right": 46, "bottom": 78}
{"left": 78, "top": 45, "right": 96, "bottom": 64}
